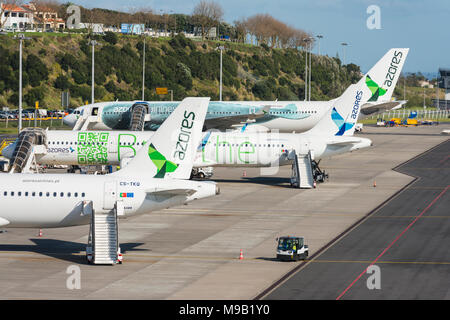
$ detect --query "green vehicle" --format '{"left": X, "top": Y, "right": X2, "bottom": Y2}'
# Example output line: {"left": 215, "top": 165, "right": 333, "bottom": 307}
{"left": 276, "top": 236, "right": 309, "bottom": 261}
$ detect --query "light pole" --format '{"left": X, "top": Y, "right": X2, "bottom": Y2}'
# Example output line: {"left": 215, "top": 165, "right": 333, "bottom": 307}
{"left": 142, "top": 35, "right": 146, "bottom": 101}
{"left": 341, "top": 42, "right": 349, "bottom": 65}
{"left": 164, "top": 11, "right": 168, "bottom": 36}
{"left": 403, "top": 74, "right": 406, "bottom": 101}
{"left": 14, "top": 33, "right": 31, "bottom": 133}
{"left": 423, "top": 87, "right": 426, "bottom": 109}
{"left": 169, "top": 10, "right": 176, "bottom": 36}
{"left": 304, "top": 38, "right": 309, "bottom": 101}
{"left": 316, "top": 34, "right": 323, "bottom": 55}
{"left": 216, "top": 46, "right": 225, "bottom": 101}
{"left": 308, "top": 37, "right": 314, "bottom": 101}
{"left": 160, "top": 9, "right": 163, "bottom": 36}
{"left": 436, "top": 78, "right": 440, "bottom": 110}
{"left": 90, "top": 40, "right": 99, "bottom": 104}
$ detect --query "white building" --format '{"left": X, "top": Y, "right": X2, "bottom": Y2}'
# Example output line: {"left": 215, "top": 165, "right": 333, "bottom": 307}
{"left": 0, "top": 3, "right": 34, "bottom": 31}
{"left": 79, "top": 23, "right": 104, "bottom": 34}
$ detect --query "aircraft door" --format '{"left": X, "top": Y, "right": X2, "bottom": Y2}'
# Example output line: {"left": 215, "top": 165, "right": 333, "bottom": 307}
{"left": 108, "top": 135, "right": 117, "bottom": 154}
{"left": 103, "top": 181, "right": 117, "bottom": 210}
{"left": 299, "top": 138, "right": 310, "bottom": 155}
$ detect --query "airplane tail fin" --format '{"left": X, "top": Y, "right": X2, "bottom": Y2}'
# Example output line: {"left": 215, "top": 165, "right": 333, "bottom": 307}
{"left": 116, "top": 97, "right": 210, "bottom": 179}
{"left": 307, "top": 48, "right": 409, "bottom": 136}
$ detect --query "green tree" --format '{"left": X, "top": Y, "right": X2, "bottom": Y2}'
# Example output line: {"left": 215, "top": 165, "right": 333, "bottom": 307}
{"left": 103, "top": 31, "right": 118, "bottom": 45}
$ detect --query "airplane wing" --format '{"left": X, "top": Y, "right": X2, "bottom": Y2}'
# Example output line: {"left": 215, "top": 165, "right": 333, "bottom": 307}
{"left": 203, "top": 106, "right": 271, "bottom": 131}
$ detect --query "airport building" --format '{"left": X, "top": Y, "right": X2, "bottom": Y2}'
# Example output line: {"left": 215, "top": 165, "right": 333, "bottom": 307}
{"left": 433, "top": 68, "right": 450, "bottom": 110}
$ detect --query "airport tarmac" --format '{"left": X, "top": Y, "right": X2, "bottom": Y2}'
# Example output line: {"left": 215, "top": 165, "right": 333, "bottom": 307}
{"left": 0, "top": 124, "right": 448, "bottom": 300}
{"left": 264, "top": 136, "right": 450, "bottom": 300}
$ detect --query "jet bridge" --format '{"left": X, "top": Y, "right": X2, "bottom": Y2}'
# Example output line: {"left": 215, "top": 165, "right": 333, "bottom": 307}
{"left": 8, "top": 128, "right": 47, "bottom": 173}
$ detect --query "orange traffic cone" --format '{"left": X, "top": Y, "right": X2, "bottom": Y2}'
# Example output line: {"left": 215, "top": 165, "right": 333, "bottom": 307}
{"left": 239, "top": 249, "right": 244, "bottom": 260}
{"left": 38, "top": 229, "right": 43, "bottom": 237}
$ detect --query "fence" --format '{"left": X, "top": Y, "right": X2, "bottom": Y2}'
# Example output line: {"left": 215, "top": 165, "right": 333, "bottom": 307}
{"left": 368, "top": 109, "right": 450, "bottom": 121}
{"left": 0, "top": 116, "right": 66, "bottom": 130}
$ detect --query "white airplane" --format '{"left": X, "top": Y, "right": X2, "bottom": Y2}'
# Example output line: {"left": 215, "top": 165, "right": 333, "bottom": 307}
{"left": 0, "top": 97, "right": 219, "bottom": 229}
{"left": 62, "top": 49, "right": 409, "bottom": 133}
{"left": 5, "top": 48, "right": 400, "bottom": 183}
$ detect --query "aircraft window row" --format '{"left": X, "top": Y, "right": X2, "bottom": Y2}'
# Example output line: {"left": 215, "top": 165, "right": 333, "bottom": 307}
{"left": 214, "top": 143, "right": 284, "bottom": 147}
{"left": 101, "top": 110, "right": 317, "bottom": 115}
{"left": 1, "top": 191, "right": 86, "bottom": 198}
{"left": 49, "top": 141, "right": 105, "bottom": 146}
{"left": 270, "top": 111, "right": 317, "bottom": 114}
{"left": 118, "top": 142, "right": 144, "bottom": 146}
{"left": 207, "top": 112, "right": 241, "bottom": 115}
{"left": 48, "top": 141, "right": 145, "bottom": 146}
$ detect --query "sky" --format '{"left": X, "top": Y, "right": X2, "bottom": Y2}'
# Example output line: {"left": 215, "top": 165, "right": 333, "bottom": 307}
{"left": 71, "top": 0, "right": 450, "bottom": 75}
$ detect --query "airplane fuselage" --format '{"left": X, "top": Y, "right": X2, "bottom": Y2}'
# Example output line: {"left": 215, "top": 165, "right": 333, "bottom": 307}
{"left": 65, "top": 101, "right": 330, "bottom": 132}
{"left": 4, "top": 131, "right": 372, "bottom": 168}
{"left": 0, "top": 172, "right": 216, "bottom": 228}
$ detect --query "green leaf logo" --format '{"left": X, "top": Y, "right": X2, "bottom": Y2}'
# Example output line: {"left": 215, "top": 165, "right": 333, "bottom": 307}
{"left": 148, "top": 143, "right": 178, "bottom": 178}
{"left": 366, "top": 75, "right": 387, "bottom": 102}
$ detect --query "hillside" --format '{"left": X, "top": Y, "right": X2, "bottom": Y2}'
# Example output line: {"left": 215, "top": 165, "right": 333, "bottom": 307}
{"left": 0, "top": 32, "right": 362, "bottom": 109}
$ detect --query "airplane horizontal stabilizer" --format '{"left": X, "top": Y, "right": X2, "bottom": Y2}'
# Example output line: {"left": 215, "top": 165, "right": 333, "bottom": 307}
{"left": 148, "top": 189, "right": 197, "bottom": 196}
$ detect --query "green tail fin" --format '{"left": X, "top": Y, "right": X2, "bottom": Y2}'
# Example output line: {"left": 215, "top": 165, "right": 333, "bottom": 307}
{"left": 148, "top": 143, "right": 178, "bottom": 178}
{"left": 366, "top": 75, "right": 387, "bottom": 102}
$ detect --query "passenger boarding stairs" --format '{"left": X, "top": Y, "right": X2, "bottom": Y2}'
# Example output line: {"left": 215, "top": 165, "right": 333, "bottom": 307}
{"left": 290, "top": 151, "right": 315, "bottom": 189}
{"left": 86, "top": 201, "right": 124, "bottom": 265}
{"left": 129, "top": 103, "right": 149, "bottom": 131}
{"left": 9, "top": 128, "right": 47, "bottom": 173}
{"left": 73, "top": 114, "right": 100, "bottom": 131}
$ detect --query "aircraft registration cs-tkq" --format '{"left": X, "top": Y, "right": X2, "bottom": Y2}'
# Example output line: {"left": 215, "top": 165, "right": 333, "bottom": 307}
{"left": 63, "top": 49, "right": 409, "bottom": 133}
{"left": 0, "top": 97, "right": 219, "bottom": 230}
{"left": 4, "top": 48, "right": 401, "bottom": 184}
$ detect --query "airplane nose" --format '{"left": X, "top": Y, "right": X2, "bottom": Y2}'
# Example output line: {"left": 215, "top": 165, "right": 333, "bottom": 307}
{"left": 63, "top": 114, "right": 76, "bottom": 128}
